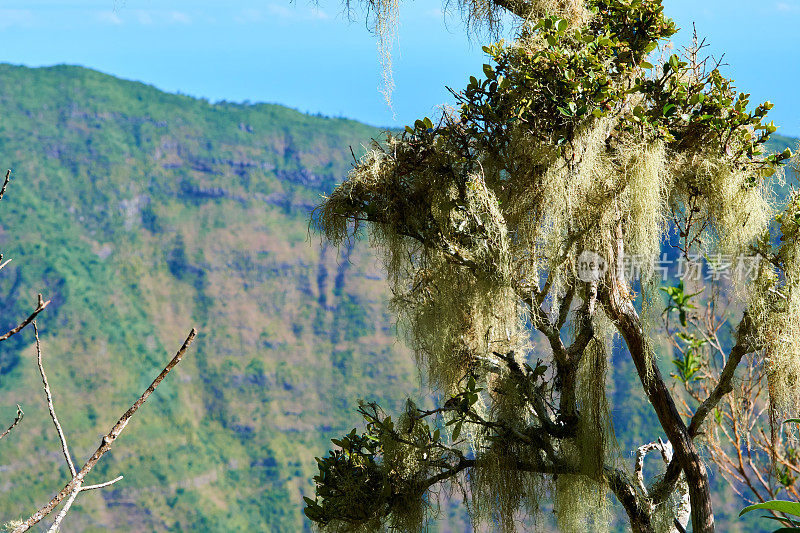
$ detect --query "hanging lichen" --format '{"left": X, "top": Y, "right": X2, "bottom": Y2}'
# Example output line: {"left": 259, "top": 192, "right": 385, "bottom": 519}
{"left": 553, "top": 473, "right": 611, "bottom": 533}
{"left": 748, "top": 191, "right": 800, "bottom": 414}
{"left": 470, "top": 439, "right": 548, "bottom": 532}
{"left": 308, "top": 0, "right": 795, "bottom": 531}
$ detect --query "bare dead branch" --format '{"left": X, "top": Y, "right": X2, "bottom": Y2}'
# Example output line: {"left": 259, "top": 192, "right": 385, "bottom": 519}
{"left": 12, "top": 327, "right": 197, "bottom": 533}
{"left": 635, "top": 441, "right": 663, "bottom": 494}
{"left": 34, "top": 320, "right": 76, "bottom": 477}
{"left": 0, "top": 404, "right": 24, "bottom": 441}
{"left": 0, "top": 169, "right": 10, "bottom": 202}
{"left": 0, "top": 294, "right": 51, "bottom": 342}
{"left": 80, "top": 476, "right": 124, "bottom": 492}
{"left": 46, "top": 487, "right": 79, "bottom": 533}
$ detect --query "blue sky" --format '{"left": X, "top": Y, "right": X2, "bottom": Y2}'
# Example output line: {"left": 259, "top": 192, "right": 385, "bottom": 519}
{"left": 0, "top": 0, "right": 798, "bottom": 136}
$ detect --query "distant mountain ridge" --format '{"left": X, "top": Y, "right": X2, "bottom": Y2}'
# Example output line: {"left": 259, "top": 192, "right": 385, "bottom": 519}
{"left": 0, "top": 63, "right": 795, "bottom": 532}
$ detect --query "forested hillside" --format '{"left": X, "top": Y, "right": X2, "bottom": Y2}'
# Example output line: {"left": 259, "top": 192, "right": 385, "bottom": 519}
{"left": 0, "top": 64, "right": 420, "bottom": 531}
{"left": 0, "top": 64, "right": 795, "bottom": 531}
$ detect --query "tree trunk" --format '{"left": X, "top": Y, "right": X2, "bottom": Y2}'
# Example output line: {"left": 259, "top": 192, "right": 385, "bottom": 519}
{"left": 603, "top": 288, "right": 714, "bottom": 532}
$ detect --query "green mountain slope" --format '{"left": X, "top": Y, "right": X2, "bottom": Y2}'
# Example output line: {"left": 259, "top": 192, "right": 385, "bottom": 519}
{"left": 0, "top": 63, "right": 796, "bottom": 532}
{"left": 0, "top": 64, "right": 419, "bottom": 531}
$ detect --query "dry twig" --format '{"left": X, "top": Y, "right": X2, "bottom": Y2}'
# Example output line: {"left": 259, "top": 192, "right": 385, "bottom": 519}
{"left": 0, "top": 169, "right": 10, "bottom": 202}
{"left": 0, "top": 294, "right": 51, "bottom": 342}
{"left": 33, "top": 321, "right": 76, "bottom": 477}
{"left": 0, "top": 405, "right": 24, "bottom": 441}
{"left": 11, "top": 327, "right": 197, "bottom": 533}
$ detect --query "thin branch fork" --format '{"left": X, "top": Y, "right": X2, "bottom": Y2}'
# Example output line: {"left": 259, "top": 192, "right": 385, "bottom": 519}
{"left": 651, "top": 313, "right": 756, "bottom": 503}
{"left": 0, "top": 404, "right": 23, "bottom": 441}
{"left": 45, "top": 475, "right": 124, "bottom": 533}
{"left": 0, "top": 294, "right": 51, "bottom": 342}
{"left": 12, "top": 328, "right": 197, "bottom": 533}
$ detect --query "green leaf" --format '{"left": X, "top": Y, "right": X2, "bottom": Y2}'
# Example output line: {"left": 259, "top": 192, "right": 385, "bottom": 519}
{"left": 433, "top": 428, "right": 440, "bottom": 441}
{"left": 740, "top": 500, "right": 800, "bottom": 518}
{"left": 452, "top": 421, "right": 462, "bottom": 441}
{"left": 761, "top": 515, "right": 800, "bottom": 524}
{"left": 640, "top": 60, "right": 654, "bottom": 69}
{"left": 669, "top": 54, "right": 680, "bottom": 68}
{"left": 423, "top": 117, "right": 433, "bottom": 129}
{"left": 760, "top": 166, "right": 777, "bottom": 178}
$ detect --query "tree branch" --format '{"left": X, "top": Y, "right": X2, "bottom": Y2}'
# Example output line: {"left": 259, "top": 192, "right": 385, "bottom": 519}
{"left": 80, "top": 476, "right": 124, "bottom": 492}
{"left": 688, "top": 313, "right": 755, "bottom": 437}
{"left": 651, "top": 313, "right": 756, "bottom": 504}
{"left": 607, "top": 466, "right": 655, "bottom": 533}
{"left": 12, "top": 328, "right": 197, "bottom": 533}
{"left": 600, "top": 221, "right": 714, "bottom": 533}
{"left": 0, "top": 404, "right": 23, "bottom": 441}
{"left": 34, "top": 321, "right": 76, "bottom": 477}
{"left": 0, "top": 294, "right": 51, "bottom": 342}
{"left": 0, "top": 169, "right": 10, "bottom": 202}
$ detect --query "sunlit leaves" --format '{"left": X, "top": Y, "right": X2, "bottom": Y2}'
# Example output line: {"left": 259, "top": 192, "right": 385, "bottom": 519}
{"left": 661, "top": 281, "right": 701, "bottom": 327}
{"left": 740, "top": 500, "right": 800, "bottom": 531}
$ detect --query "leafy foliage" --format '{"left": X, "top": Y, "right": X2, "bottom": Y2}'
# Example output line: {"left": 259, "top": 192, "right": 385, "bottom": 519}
{"left": 661, "top": 281, "right": 701, "bottom": 327}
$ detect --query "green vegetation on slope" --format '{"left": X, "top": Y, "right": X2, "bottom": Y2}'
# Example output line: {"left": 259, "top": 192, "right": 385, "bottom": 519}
{"left": 0, "top": 63, "right": 418, "bottom": 532}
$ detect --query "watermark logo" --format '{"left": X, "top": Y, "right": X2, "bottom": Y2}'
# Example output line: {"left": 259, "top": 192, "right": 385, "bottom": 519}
{"left": 577, "top": 250, "right": 607, "bottom": 282}
{"left": 572, "top": 252, "right": 764, "bottom": 283}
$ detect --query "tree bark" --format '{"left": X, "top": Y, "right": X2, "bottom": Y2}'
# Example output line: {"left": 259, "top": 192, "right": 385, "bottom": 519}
{"left": 601, "top": 285, "right": 714, "bottom": 532}
{"left": 607, "top": 467, "right": 656, "bottom": 533}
